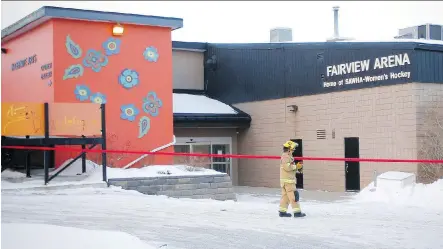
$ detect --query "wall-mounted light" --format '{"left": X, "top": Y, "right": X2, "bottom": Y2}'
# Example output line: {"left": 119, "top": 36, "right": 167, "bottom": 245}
{"left": 287, "top": 104, "right": 298, "bottom": 113}
{"left": 112, "top": 23, "right": 124, "bottom": 36}
{"left": 205, "top": 55, "right": 217, "bottom": 71}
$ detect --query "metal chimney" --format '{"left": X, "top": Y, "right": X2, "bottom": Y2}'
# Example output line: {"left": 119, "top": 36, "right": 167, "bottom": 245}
{"left": 333, "top": 6, "right": 340, "bottom": 38}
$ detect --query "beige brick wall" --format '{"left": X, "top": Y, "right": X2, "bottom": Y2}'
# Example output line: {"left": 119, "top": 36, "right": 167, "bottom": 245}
{"left": 173, "top": 128, "right": 239, "bottom": 185}
{"left": 234, "top": 83, "right": 425, "bottom": 192}
{"left": 172, "top": 51, "right": 204, "bottom": 90}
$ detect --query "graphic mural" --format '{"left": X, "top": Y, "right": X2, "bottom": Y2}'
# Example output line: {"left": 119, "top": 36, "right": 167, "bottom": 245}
{"left": 65, "top": 35, "right": 82, "bottom": 59}
{"left": 82, "top": 49, "right": 109, "bottom": 73}
{"left": 54, "top": 20, "right": 172, "bottom": 168}
{"left": 74, "top": 84, "right": 91, "bottom": 101}
{"left": 63, "top": 64, "right": 84, "bottom": 80}
{"left": 138, "top": 116, "right": 151, "bottom": 138}
{"left": 102, "top": 37, "right": 121, "bottom": 56}
{"left": 143, "top": 46, "right": 159, "bottom": 62}
{"left": 119, "top": 69, "right": 139, "bottom": 89}
{"left": 62, "top": 34, "right": 164, "bottom": 142}
{"left": 142, "top": 91, "right": 163, "bottom": 117}
{"left": 120, "top": 104, "right": 140, "bottom": 122}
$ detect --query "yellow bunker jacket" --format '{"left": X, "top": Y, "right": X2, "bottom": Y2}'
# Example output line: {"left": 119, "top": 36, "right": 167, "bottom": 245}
{"left": 280, "top": 153, "right": 302, "bottom": 185}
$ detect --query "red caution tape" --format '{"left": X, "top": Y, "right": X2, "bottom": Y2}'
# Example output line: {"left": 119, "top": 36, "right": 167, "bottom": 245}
{"left": 2, "top": 145, "right": 443, "bottom": 164}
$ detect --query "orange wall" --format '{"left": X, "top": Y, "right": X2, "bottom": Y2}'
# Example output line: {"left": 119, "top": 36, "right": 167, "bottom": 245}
{"left": 52, "top": 19, "right": 174, "bottom": 168}
{"left": 1, "top": 21, "right": 54, "bottom": 103}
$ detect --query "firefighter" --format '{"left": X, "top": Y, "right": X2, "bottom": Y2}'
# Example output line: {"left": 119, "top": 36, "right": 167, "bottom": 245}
{"left": 279, "top": 140, "right": 306, "bottom": 218}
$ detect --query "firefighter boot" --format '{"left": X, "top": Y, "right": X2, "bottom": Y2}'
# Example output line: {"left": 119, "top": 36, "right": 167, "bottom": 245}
{"left": 279, "top": 211, "right": 292, "bottom": 217}
{"left": 293, "top": 212, "right": 306, "bottom": 218}
{"left": 292, "top": 202, "right": 306, "bottom": 217}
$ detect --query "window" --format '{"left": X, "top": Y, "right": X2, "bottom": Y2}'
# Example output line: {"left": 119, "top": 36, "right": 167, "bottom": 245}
{"left": 173, "top": 137, "right": 232, "bottom": 175}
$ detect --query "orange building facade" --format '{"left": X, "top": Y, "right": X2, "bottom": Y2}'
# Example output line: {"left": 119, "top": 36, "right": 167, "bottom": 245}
{"left": 1, "top": 6, "right": 183, "bottom": 168}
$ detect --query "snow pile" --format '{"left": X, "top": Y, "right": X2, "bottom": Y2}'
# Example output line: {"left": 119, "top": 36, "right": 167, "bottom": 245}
{"left": 355, "top": 171, "right": 443, "bottom": 211}
{"left": 1, "top": 223, "right": 158, "bottom": 249}
{"left": 52, "top": 158, "right": 101, "bottom": 176}
{"left": 173, "top": 93, "right": 237, "bottom": 114}
{"left": 50, "top": 159, "right": 225, "bottom": 181}
{"left": 1, "top": 169, "right": 27, "bottom": 179}
{"left": 88, "top": 164, "right": 224, "bottom": 181}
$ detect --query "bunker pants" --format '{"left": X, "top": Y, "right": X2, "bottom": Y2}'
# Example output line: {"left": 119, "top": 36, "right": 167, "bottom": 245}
{"left": 279, "top": 182, "right": 301, "bottom": 213}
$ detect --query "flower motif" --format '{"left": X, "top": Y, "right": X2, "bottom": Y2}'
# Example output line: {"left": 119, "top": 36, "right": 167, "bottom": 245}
{"left": 63, "top": 64, "right": 84, "bottom": 80}
{"left": 138, "top": 116, "right": 151, "bottom": 138}
{"left": 83, "top": 49, "right": 109, "bottom": 73}
{"left": 143, "top": 46, "right": 159, "bottom": 62}
{"left": 65, "top": 35, "right": 82, "bottom": 59}
{"left": 118, "top": 69, "right": 139, "bottom": 89}
{"left": 74, "top": 84, "right": 91, "bottom": 101}
{"left": 102, "top": 37, "right": 121, "bottom": 56}
{"left": 120, "top": 104, "right": 140, "bottom": 122}
{"left": 142, "top": 91, "right": 162, "bottom": 117}
{"left": 90, "top": 92, "right": 107, "bottom": 104}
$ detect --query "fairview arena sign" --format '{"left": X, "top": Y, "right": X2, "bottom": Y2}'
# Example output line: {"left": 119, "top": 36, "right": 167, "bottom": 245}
{"left": 323, "top": 53, "right": 412, "bottom": 88}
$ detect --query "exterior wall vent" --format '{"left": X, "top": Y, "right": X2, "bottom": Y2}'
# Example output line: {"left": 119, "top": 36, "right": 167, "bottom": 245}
{"left": 316, "top": 129, "right": 326, "bottom": 139}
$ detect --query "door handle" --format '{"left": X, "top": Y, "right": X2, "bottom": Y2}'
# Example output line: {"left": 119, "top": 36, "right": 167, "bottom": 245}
{"left": 345, "top": 163, "right": 348, "bottom": 173}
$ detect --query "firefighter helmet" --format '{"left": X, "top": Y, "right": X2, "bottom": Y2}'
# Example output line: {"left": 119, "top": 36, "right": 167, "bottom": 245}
{"left": 283, "top": 140, "right": 298, "bottom": 150}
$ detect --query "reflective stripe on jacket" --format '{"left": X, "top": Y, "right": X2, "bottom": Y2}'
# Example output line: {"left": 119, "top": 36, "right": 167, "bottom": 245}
{"left": 279, "top": 153, "right": 302, "bottom": 185}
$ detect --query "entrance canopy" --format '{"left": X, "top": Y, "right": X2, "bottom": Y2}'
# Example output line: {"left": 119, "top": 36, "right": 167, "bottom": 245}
{"left": 173, "top": 92, "right": 251, "bottom": 129}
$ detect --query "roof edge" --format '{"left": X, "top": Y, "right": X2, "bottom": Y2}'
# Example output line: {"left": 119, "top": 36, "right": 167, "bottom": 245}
{"left": 2, "top": 6, "right": 184, "bottom": 41}
{"left": 172, "top": 41, "right": 207, "bottom": 52}
{"left": 172, "top": 91, "right": 252, "bottom": 120}
{"left": 173, "top": 89, "right": 206, "bottom": 95}
{"left": 205, "top": 40, "right": 443, "bottom": 52}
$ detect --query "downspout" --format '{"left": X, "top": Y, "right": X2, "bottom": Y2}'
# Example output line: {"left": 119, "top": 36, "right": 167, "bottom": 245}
{"left": 122, "top": 135, "right": 176, "bottom": 169}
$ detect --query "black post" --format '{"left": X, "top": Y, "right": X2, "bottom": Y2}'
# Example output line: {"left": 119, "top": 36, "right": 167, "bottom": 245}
{"left": 100, "top": 104, "right": 107, "bottom": 182}
{"left": 44, "top": 103, "right": 50, "bottom": 185}
{"left": 25, "top": 135, "right": 31, "bottom": 177}
{"left": 81, "top": 144, "right": 86, "bottom": 173}
{"left": 49, "top": 145, "right": 55, "bottom": 169}
{"left": 25, "top": 151, "right": 31, "bottom": 178}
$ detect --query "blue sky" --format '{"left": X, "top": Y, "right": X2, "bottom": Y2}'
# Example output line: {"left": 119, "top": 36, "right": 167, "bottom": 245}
{"left": 1, "top": 1, "right": 443, "bottom": 43}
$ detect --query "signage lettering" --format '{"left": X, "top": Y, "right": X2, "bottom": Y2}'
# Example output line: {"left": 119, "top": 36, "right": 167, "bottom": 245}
{"left": 41, "top": 63, "right": 52, "bottom": 71}
{"left": 40, "top": 62, "right": 53, "bottom": 80}
{"left": 49, "top": 103, "right": 102, "bottom": 136}
{"left": 323, "top": 53, "right": 411, "bottom": 88}
{"left": 41, "top": 71, "right": 52, "bottom": 80}
{"left": 11, "top": 54, "right": 37, "bottom": 71}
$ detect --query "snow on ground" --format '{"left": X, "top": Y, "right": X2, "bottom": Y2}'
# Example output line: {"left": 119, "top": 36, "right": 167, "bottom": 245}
{"left": 104, "top": 164, "right": 225, "bottom": 179}
{"left": 2, "top": 172, "right": 443, "bottom": 249}
{"left": 1, "top": 168, "right": 27, "bottom": 179}
{"left": 52, "top": 158, "right": 101, "bottom": 176}
{"left": 354, "top": 177, "right": 443, "bottom": 211}
{"left": 47, "top": 159, "right": 223, "bottom": 179}
{"left": 173, "top": 93, "right": 237, "bottom": 114}
{"left": 1, "top": 223, "right": 159, "bottom": 249}
{"left": 1, "top": 159, "right": 223, "bottom": 189}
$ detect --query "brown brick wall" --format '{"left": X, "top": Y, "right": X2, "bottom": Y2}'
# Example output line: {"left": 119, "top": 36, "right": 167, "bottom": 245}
{"left": 415, "top": 83, "right": 443, "bottom": 183}
{"left": 233, "top": 83, "right": 437, "bottom": 192}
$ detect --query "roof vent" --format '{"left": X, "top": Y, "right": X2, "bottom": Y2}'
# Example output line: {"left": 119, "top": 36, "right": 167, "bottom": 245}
{"left": 270, "top": 27, "right": 292, "bottom": 43}
{"left": 326, "top": 6, "right": 354, "bottom": 42}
